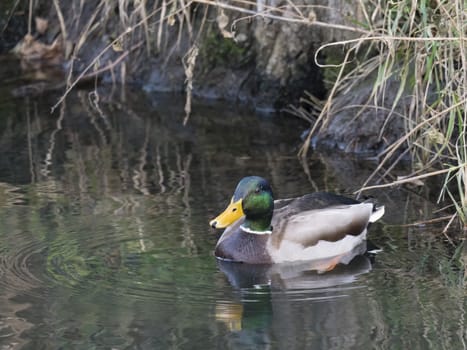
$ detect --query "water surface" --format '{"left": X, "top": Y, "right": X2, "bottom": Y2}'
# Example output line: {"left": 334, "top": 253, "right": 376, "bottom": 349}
{"left": 0, "top": 61, "right": 466, "bottom": 349}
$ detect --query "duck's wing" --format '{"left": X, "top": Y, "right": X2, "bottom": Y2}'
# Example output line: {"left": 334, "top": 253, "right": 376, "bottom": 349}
{"left": 271, "top": 192, "right": 377, "bottom": 248}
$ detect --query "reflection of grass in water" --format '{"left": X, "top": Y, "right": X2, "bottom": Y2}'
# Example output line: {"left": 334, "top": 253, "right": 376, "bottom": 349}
{"left": 0, "top": 182, "right": 25, "bottom": 207}
{"left": 47, "top": 253, "right": 91, "bottom": 286}
{"left": 438, "top": 241, "right": 466, "bottom": 287}
{"left": 0, "top": 90, "right": 216, "bottom": 294}
{"left": 35, "top": 170, "right": 213, "bottom": 292}
{"left": 367, "top": 219, "right": 467, "bottom": 348}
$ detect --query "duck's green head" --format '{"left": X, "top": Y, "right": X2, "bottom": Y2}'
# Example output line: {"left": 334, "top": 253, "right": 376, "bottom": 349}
{"left": 210, "top": 176, "right": 274, "bottom": 231}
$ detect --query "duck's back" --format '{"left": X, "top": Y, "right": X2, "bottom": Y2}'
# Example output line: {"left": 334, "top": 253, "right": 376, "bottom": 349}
{"left": 274, "top": 192, "right": 360, "bottom": 212}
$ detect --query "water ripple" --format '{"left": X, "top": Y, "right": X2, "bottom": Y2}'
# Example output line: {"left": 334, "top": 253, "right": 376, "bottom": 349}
{"left": 0, "top": 235, "right": 47, "bottom": 298}
{"left": 33, "top": 226, "right": 220, "bottom": 306}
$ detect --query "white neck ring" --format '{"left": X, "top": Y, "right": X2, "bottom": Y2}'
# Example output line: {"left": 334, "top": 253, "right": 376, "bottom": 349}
{"left": 240, "top": 225, "right": 272, "bottom": 235}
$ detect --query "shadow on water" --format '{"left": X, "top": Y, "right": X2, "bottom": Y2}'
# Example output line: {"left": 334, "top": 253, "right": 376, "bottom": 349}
{"left": 0, "top": 58, "right": 466, "bottom": 349}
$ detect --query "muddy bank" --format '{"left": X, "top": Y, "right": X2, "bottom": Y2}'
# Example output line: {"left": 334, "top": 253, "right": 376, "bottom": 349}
{"left": 2, "top": 0, "right": 405, "bottom": 154}
{"left": 2, "top": 1, "right": 368, "bottom": 105}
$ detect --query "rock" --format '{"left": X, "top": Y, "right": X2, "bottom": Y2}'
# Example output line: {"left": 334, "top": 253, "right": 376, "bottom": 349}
{"left": 312, "top": 70, "right": 408, "bottom": 155}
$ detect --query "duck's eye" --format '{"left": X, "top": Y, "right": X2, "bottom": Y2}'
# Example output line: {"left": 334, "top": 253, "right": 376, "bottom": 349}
{"left": 255, "top": 187, "right": 261, "bottom": 194}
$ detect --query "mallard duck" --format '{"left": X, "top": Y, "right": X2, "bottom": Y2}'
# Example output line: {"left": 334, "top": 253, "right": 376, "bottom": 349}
{"left": 210, "top": 176, "right": 384, "bottom": 269}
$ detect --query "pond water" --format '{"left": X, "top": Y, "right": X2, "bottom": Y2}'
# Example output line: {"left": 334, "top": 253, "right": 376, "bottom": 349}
{"left": 0, "top": 59, "right": 466, "bottom": 350}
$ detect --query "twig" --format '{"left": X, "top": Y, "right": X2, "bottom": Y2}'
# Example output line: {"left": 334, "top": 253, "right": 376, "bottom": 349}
{"left": 52, "top": 0, "right": 68, "bottom": 42}
{"left": 442, "top": 213, "right": 457, "bottom": 245}
{"left": 356, "top": 164, "right": 467, "bottom": 192}
{"left": 82, "top": 42, "right": 142, "bottom": 79}
{"left": 192, "top": 0, "right": 370, "bottom": 34}
{"left": 27, "top": 0, "right": 33, "bottom": 35}
{"left": 2, "top": 0, "right": 22, "bottom": 34}
{"left": 182, "top": 44, "right": 199, "bottom": 125}
{"left": 397, "top": 215, "right": 456, "bottom": 227}
{"left": 358, "top": 98, "right": 467, "bottom": 194}
{"left": 315, "top": 36, "right": 467, "bottom": 68}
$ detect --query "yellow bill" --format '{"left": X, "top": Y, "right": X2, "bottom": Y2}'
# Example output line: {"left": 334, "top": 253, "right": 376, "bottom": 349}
{"left": 210, "top": 199, "right": 244, "bottom": 229}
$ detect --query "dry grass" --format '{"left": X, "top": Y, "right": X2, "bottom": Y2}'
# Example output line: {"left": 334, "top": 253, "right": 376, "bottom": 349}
{"left": 294, "top": 0, "right": 467, "bottom": 229}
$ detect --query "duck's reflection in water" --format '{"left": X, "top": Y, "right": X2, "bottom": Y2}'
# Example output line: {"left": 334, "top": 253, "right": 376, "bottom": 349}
{"left": 217, "top": 241, "right": 370, "bottom": 289}
{"left": 215, "top": 245, "right": 379, "bottom": 349}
